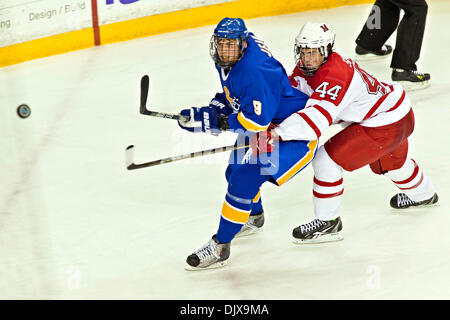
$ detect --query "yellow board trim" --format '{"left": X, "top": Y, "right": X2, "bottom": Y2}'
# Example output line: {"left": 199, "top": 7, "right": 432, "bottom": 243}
{"left": 0, "top": 28, "right": 93, "bottom": 68}
{"left": 276, "top": 139, "right": 318, "bottom": 186}
{"left": 222, "top": 201, "right": 251, "bottom": 224}
{"left": 0, "top": 0, "right": 373, "bottom": 67}
{"left": 101, "top": 0, "right": 374, "bottom": 44}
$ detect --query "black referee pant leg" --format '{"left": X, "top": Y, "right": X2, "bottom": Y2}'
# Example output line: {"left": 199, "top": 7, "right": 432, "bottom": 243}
{"left": 355, "top": 0, "right": 400, "bottom": 51}
{"left": 390, "top": 0, "right": 428, "bottom": 71}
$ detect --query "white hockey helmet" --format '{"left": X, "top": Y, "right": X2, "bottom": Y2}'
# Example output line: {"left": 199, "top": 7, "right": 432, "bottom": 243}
{"left": 294, "top": 22, "right": 335, "bottom": 75}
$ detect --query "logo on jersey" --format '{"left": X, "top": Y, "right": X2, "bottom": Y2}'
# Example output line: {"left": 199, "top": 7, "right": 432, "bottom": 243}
{"left": 224, "top": 86, "right": 241, "bottom": 112}
{"left": 320, "top": 24, "right": 329, "bottom": 32}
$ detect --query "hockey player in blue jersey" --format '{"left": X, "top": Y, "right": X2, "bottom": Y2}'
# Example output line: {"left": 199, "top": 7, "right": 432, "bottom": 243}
{"left": 178, "top": 17, "right": 317, "bottom": 270}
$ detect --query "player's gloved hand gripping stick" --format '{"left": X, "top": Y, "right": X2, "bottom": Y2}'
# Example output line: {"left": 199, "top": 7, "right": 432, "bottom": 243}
{"left": 125, "top": 75, "right": 247, "bottom": 170}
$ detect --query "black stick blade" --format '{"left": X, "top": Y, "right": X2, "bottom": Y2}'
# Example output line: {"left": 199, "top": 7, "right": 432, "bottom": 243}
{"left": 140, "top": 75, "right": 150, "bottom": 115}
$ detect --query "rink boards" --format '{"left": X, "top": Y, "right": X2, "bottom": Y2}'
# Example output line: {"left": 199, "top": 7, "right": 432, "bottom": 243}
{"left": 0, "top": 0, "right": 372, "bottom": 67}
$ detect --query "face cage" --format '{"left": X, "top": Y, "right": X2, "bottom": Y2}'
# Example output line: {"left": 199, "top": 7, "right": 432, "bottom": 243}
{"left": 209, "top": 36, "right": 244, "bottom": 68}
{"left": 294, "top": 44, "right": 328, "bottom": 76}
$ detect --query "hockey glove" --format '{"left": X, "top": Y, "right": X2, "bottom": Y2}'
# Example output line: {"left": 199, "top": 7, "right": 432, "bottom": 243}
{"left": 250, "top": 124, "right": 281, "bottom": 157}
{"left": 209, "top": 92, "right": 233, "bottom": 116}
{"left": 199, "top": 106, "right": 221, "bottom": 136}
{"left": 178, "top": 106, "right": 228, "bottom": 135}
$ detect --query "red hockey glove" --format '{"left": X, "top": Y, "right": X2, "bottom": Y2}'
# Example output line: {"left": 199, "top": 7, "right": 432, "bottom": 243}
{"left": 250, "top": 124, "right": 281, "bottom": 157}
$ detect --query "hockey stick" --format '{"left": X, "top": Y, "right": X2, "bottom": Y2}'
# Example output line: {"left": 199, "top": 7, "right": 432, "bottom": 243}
{"left": 139, "top": 75, "right": 189, "bottom": 121}
{"left": 125, "top": 143, "right": 249, "bottom": 170}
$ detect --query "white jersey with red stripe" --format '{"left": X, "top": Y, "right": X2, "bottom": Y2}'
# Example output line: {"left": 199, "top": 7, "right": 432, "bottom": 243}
{"left": 275, "top": 52, "right": 411, "bottom": 141}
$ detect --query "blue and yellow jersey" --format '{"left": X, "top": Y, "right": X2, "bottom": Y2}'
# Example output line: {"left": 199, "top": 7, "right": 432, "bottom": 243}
{"left": 215, "top": 32, "right": 309, "bottom": 132}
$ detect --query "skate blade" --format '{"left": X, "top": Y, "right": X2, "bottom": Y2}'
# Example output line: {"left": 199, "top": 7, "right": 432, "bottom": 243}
{"left": 392, "top": 202, "right": 440, "bottom": 210}
{"left": 394, "top": 80, "right": 430, "bottom": 92}
{"left": 292, "top": 232, "right": 344, "bottom": 244}
{"left": 184, "top": 260, "right": 228, "bottom": 271}
{"left": 354, "top": 53, "right": 391, "bottom": 62}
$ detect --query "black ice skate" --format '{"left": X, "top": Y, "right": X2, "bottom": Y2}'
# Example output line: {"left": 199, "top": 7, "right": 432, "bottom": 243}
{"left": 235, "top": 211, "right": 264, "bottom": 238}
{"left": 292, "top": 217, "right": 343, "bottom": 244}
{"left": 390, "top": 193, "right": 439, "bottom": 209}
{"left": 355, "top": 44, "right": 392, "bottom": 61}
{"left": 391, "top": 69, "right": 430, "bottom": 91}
{"left": 185, "top": 235, "right": 230, "bottom": 271}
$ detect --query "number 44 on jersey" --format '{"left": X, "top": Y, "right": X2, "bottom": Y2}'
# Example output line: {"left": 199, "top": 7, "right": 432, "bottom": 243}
{"left": 315, "top": 82, "right": 342, "bottom": 101}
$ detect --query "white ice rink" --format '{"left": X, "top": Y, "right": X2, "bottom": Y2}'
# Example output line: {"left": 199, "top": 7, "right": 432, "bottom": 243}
{"left": 1, "top": 1, "right": 449, "bottom": 300}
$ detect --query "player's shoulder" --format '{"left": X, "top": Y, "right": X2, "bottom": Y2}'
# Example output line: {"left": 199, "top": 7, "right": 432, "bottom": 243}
{"left": 313, "top": 52, "right": 354, "bottom": 85}
{"left": 237, "top": 45, "right": 280, "bottom": 82}
{"left": 245, "top": 34, "right": 268, "bottom": 61}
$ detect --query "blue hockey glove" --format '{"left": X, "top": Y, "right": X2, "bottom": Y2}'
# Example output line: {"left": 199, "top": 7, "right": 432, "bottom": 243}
{"left": 177, "top": 106, "right": 225, "bottom": 135}
{"left": 209, "top": 93, "right": 232, "bottom": 116}
{"left": 199, "top": 106, "right": 221, "bottom": 136}
{"left": 178, "top": 93, "right": 231, "bottom": 134}
{"left": 177, "top": 107, "right": 203, "bottom": 132}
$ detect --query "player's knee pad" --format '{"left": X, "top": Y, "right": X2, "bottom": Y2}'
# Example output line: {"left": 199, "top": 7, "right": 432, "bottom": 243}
{"left": 312, "top": 146, "right": 343, "bottom": 181}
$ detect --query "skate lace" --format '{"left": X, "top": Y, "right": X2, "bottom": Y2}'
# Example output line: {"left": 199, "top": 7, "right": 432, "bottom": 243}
{"left": 301, "top": 219, "right": 326, "bottom": 233}
{"left": 398, "top": 193, "right": 414, "bottom": 206}
{"left": 194, "top": 239, "right": 219, "bottom": 261}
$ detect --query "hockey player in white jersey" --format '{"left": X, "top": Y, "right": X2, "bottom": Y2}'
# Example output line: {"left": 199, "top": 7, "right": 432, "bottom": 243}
{"left": 251, "top": 22, "right": 438, "bottom": 243}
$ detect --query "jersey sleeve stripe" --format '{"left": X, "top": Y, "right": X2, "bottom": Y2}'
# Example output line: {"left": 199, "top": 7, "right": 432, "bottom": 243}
{"left": 385, "top": 90, "right": 406, "bottom": 113}
{"left": 312, "top": 104, "right": 333, "bottom": 126}
{"left": 297, "top": 112, "right": 321, "bottom": 138}
{"left": 237, "top": 112, "right": 270, "bottom": 132}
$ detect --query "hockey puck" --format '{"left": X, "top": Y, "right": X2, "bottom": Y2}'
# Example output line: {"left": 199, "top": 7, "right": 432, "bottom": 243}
{"left": 17, "top": 104, "right": 31, "bottom": 118}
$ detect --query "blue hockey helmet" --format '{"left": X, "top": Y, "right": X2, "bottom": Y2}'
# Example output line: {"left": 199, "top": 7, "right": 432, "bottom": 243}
{"left": 210, "top": 18, "right": 249, "bottom": 68}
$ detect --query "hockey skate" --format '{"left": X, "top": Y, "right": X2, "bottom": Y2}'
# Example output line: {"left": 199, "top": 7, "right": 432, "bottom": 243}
{"left": 390, "top": 192, "right": 439, "bottom": 209}
{"left": 185, "top": 235, "right": 230, "bottom": 271}
{"left": 235, "top": 211, "right": 264, "bottom": 238}
{"left": 391, "top": 69, "right": 430, "bottom": 91}
{"left": 354, "top": 44, "right": 392, "bottom": 61}
{"left": 292, "top": 217, "right": 343, "bottom": 244}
